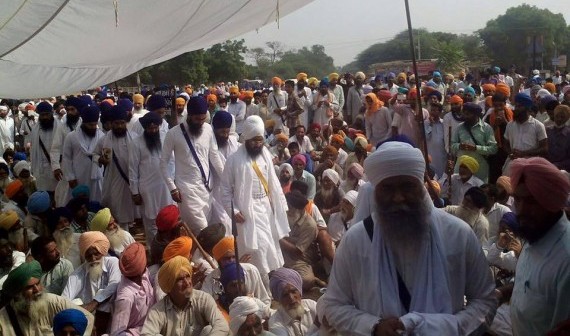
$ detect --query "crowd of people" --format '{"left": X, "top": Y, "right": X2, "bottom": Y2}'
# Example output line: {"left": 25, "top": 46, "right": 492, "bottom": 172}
{"left": 0, "top": 67, "right": 568, "bottom": 336}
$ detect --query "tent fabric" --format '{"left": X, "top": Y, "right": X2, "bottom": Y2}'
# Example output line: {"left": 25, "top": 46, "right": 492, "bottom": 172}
{"left": 0, "top": 0, "right": 312, "bottom": 98}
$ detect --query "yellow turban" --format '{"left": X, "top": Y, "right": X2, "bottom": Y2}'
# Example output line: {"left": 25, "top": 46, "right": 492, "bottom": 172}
{"left": 229, "top": 86, "right": 240, "bottom": 94}
{"left": 308, "top": 77, "right": 319, "bottom": 86}
{"left": 397, "top": 72, "right": 407, "bottom": 80}
{"left": 175, "top": 97, "right": 186, "bottom": 106}
{"left": 158, "top": 255, "right": 193, "bottom": 293}
{"left": 0, "top": 210, "right": 19, "bottom": 231}
{"left": 90, "top": 208, "right": 111, "bottom": 232}
{"left": 458, "top": 155, "right": 479, "bottom": 174}
{"left": 162, "top": 236, "right": 193, "bottom": 262}
{"left": 296, "top": 73, "right": 308, "bottom": 82}
{"left": 264, "top": 119, "right": 276, "bottom": 128}
{"left": 328, "top": 73, "right": 339, "bottom": 81}
{"left": 133, "top": 94, "right": 144, "bottom": 104}
{"left": 212, "top": 236, "right": 235, "bottom": 261}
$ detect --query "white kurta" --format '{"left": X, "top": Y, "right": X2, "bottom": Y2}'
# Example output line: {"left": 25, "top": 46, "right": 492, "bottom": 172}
{"left": 62, "top": 128, "right": 104, "bottom": 202}
{"left": 294, "top": 87, "right": 313, "bottom": 129}
{"left": 312, "top": 92, "right": 339, "bottom": 128}
{"left": 210, "top": 136, "right": 240, "bottom": 234}
{"left": 30, "top": 122, "right": 59, "bottom": 191}
{"left": 20, "top": 117, "right": 36, "bottom": 147}
{"left": 227, "top": 100, "right": 247, "bottom": 134}
{"left": 51, "top": 117, "right": 81, "bottom": 207}
{"left": 160, "top": 122, "right": 224, "bottom": 233}
{"left": 0, "top": 116, "right": 14, "bottom": 152}
{"left": 365, "top": 107, "right": 392, "bottom": 147}
{"left": 267, "top": 91, "right": 288, "bottom": 134}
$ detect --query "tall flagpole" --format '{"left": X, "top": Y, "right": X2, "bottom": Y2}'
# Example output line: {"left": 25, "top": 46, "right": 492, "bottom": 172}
{"left": 404, "top": 0, "right": 429, "bottom": 162}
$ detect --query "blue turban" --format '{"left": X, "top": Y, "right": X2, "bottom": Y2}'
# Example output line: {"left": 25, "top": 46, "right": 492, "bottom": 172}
{"left": 53, "top": 309, "right": 88, "bottom": 336}
{"left": 27, "top": 191, "right": 51, "bottom": 214}
{"left": 515, "top": 92, "right": 533, "bottom": 108}
{"left": 139, "top": 111, "right": 162, "bottom": 129}
{"left": 397, "top": 87, "right": 409, "bottom": 94}
{"left": 493, "top": 66, "right": 501, "bottom": 74}
{"left": 270, "top": 267, "right": 303, "bottom": 300}
{"left": 146, "top": 95, "right": 166, "bottom": 111}
{"left": 387, "top": 72, "right": 396, "bottom": 79}
{"left": 463, "top": 102, "right": 483, "bottom": 116}
{"left": 14, "top": 152, "right": 27, "bottom": 161}
{"left": 99, "top": 101, "right": 114, "bottom": 123}
{"left": 109, "top": 104, "right": 128, "bottom": 122}
{"left": 212, "top": 111, "right": 233, "bottom": 129}
{"left": 65, "top": 97, "right": 87, "bottom": 111}
{"left": 464, "top": 86, "right": 476, "bottom": 96}
{"left": 117, "top": 98, "right": 133, "bottom": 113}
{"left": 428, "top": 90, "right": 442, "bottom": 101}
{"left": 319, "top": 77, "right": 330, "bottom": 88}
{"left": 80, "top": 95, "right": 93, "bottom": 106}
{"left": 80, "top": 105, "right": 100, "bottom": 123}
{"left": 36, "top": 102, "right": 53, "bottom": 114}
{"left": 187, "top": 96, "right": 208, "bottom": 115}
{"left": 426, "top": 80, "right": 438, "bottom": 88}
{"left": 500, "top": 212, "right": 519, "bottom": 233}
{"left": 220, "top": 262, "right": 245, "bottom": 288}
{"left": 541, "top": 95, "right": 559, "bottom": 110}
{"left": 432, "top": 71, "right": 442, "bottom": 78}
{"left": 71, "top": 185, "right": 90, "bottom": 198}
{"left": 344, "top": 137, "right": 354, "bottom": 151}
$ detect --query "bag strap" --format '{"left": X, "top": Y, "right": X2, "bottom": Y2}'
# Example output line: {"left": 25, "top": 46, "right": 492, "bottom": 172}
{"left": 111, "top": 151, "right": 129, "bottom": 185}
{"left": 180, "top": 123, "right": 211, "bottom": 192}
{"left": 251, "top": 160, "right": 273, "bottom": 210}
{"left": 38, "top": 136, "right": 51, "bottom": 162}
{"left": 6, "top": 304, "right": 25, "bottom": 336}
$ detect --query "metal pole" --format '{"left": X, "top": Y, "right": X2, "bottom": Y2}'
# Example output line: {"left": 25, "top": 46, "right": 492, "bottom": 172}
{"left": 404, "top": 0, "right": 429, "bottom": 161}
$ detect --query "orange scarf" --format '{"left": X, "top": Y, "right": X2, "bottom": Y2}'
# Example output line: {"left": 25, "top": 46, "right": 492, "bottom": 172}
{"left": 489, "top": 107, "right": 513, "bottom": 148}
{"left": 365, "top": 93, "right": 383, "bottom": 117}
{"left": 305, "top": 200, "right": 314, "bottom": 216}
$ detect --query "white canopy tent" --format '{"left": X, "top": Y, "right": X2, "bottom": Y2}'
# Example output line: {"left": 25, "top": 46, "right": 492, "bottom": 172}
{"left": 0, "top": 0, "right": 312, "bottom": 98}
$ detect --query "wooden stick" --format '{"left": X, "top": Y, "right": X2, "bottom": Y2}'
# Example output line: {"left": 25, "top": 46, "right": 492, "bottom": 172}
{"left": 184, "top": 223, "right": 217, "bottom": 269}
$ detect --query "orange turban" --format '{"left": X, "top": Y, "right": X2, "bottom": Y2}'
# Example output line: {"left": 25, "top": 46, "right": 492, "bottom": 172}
{"left": 207, "top": 94, "right": 217, "bottom": 103}
{"left": 229, "top": 86, "right": 240, "bottom": 94}
{"left": 276, "top": 133, "right": 288, "bottom": 142}
{"left": 79, "top": 231, "right": 110, "bottom": 258}
{"left": 331, "top": 134, "right": 344, "bottom": 144}
{"left": 5, "top": 180, "right": 23, "bottom": 199}
{"left": 212, "top": 236, "right": 235, "bottom": 261}
{"left": 103, "top": 98, "right": 115, "bottom": 106}
{"left": 449, "top": 95, "right": 463, "bottom": 104}
{"left": 243, "top": 91, "right": 254, "bottom": 99}
{"left": 296, "top": 73, "right": 308, "bottom": 82}
{"left": 272, "top": 77, "right": 283, "bottom": 85}
{"left": 322, "top": 145, "right": 338, "bottom": 157}
{"left": 133, "top": 94, "right": 144, "bottom": 104}
{"left": 119, "top": 242, "right": 147, "bottom": 277}
{"left": 365, "top": 93, "right": 382, "bottom": 116}
{"left": 407, "top": 88, "right": 418, "bottom": 99}
{"left": 157, "top": 256, "right": 193, "bottom": 294}
{"left": 162, "top": 236, "right": 193, "bottom": 262}
{"left": 544, "top": 82, "right": 556, "bottom": 94}
{"left": 482, "top": 84, "right": 496, "bottom": 94}
{"left": 495, "top": 83, "right": 510, "bottom": 97}
{"left": 425, "top": 180, "right": 441, "bottom": 197}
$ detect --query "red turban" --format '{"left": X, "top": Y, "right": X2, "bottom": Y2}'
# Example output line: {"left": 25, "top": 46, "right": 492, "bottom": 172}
{"left": 510, "top": 157, "right": 570, "bottom": 213}
{"left": 407, "top": 88, "right": 418, "bottom": 99}
{"left": 5, "top": 180, "right": 23, "bottom": 199}
{"left": 79, "top": 231, "right": 110, "bottom": 258}
{"left": 119, "top": 242, "right": 147, "bottom": 277}
{"left": 243, "top": 91, "right": 254, "bottom": 99}
{"left": 449, "top": 95, "right": 463, "bottom": 104}
{"left": 376, "top": 90, "right": 393, "bottom": 103}
{"left": 156, "top": 205, "right": 180, "bottom": 232}
{"left": 310, "top": 123, "right": 321, "bottom": 131}
{"left": 292, "top": 154, "right": 306, "bottom": 166}
{"left": 162, "top": 236, "right": 193, "bottom": 262}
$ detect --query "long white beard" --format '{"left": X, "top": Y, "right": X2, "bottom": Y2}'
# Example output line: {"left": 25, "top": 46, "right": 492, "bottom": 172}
{"left": 320, "top": 187, "right": 335, "bottom": 203}
{"left": 53, "top": 227, "right": 74, "bottom": 256}
{"left": 286, "top": 303, "right": 305, "bottom": 321}
{"left": 13, "top": 292, "right": 48, "bottom": 321}
{"left": 454, "top": 205, "right": 480, "bottom": 228}
{"left": 105, "top": 228, "right": 126, "bottom": 251}
{"left": 8, "top": 228, "right": 25, "bottom": 247}
{"left": 88, "top": 260, "right": 103, "bottom": 282}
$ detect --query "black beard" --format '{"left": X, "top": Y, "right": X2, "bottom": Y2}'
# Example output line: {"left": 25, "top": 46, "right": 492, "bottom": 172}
{"left": 112, "top": 128, "right": 127, "bottom": 138}
{"left": 126, "top": 113, "right": 133, "bottom": 122}
{"left": 279, "top": 175, "right": 291, "bottom": 184}
{"left": 187, "top": 120, "right": 203, "bottom": 136}
{"left": 16, "top": 196, "right": 29, "bottom": 208}
{"left": 39, "top": 118, "right": 54, "bottom": 131}
{"left": 215, "top": 134, "right": 229, "bottom": 147}
{"left": 143, "top": 131, "right": 162, "bottom": 153}
{"left": 66, "top": 114, "right": 80, "bottom": 128}
{"left": 246, "top": 144, "right": 263, "bottom": 158}
{"left": 81, "top": 124, "right": 97, "bottom": 138}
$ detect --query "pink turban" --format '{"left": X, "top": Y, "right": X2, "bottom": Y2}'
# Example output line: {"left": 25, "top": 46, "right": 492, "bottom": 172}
{"left": 79, "top": 231, "right": 110, "bottom": 258}
{"left": 348, "top": 163, "right": 364, "bottom": 179}
{"left": 510, "top": 157, "right": 570, "bottom": 213}
{"left": 292, "top": 154, "right": 306, "bottom": 166}
{"left": 119, "top": 242, "right": 147, "bottom": 277}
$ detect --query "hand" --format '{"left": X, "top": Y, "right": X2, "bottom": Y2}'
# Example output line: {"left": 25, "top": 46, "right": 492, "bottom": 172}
{"left": 460, "top": 143, "right": 477, "bottom": 151}
{"left": 239, "top": 254, "right": 252, "bottom": 263}
{"left": 192, "top": 266, "right": 207, "bottom": 285}
{"left": 98, "top": 156, "right": 110, "bottom": 166}
{"left": 497, "top": 232, "right": 510, "bottom": 249}
{"left": 81, "top": 300, "right": 99, "bottom": 313}
{"left": 171, "top": 189, "right": 182, "bottom": 203}
{"left": 132, "top": 194, "right": 143, "bottom": 205}
{"left": 273, "top": 108, "right": 282, "bottom": 114}
{"left": 373, "top": 318, "right": 405, "bottom": 336}
{"left": 68, "top": 179, "right": 78, "bottom": 189}
{"left": 511, "top": 149, "right": 524, "bottom": 159}
{"left": 508, "top": 238, "right": 523, "bottom": 258}
{"left": 324, "top": 101, "right": 330, "bottom": 107}
{"left": 53, "top": 169, "right": 63, "bottom": 181}
{"left": 318, "top": 101, "right": 323, "bottom": 108}
{"left": 234, "top": 212, "right": 246, "bottom": 223}
{"left": 325, "top": 159, "right": 334, "bottom": 168}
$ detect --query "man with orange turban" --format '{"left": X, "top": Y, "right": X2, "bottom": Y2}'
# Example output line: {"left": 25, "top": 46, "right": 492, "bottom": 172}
{"left": 110, "top": 242, "right": 155, "bottom": 335}
{"left": 391, "top": 88, "right": 430, "bottom": 148}
{"left": 366, "top": 90, "right": 392, "bottom": 146}
{"left": 268, "top": 77, "right": 288, "bottom": 135}
{"left": 142, "top": 256, "right": 229, "bottom": 335}
{"left": 443, "top": 95, "right": 464, "bottom": 154}
{"left": 228, "top": 86, "right": 247, "bottom": 134}
{"left": 62, "top": 231, "right": 121, "bottom": 332}
{"left": 132, "top": 93, "right": 148, "bottom": 116}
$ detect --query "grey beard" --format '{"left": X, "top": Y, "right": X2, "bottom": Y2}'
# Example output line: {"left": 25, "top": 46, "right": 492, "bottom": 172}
{"left": 88, "top": 260, "right": 104, "bottom": 282}
{"left": 105, "top": 228, "right": 126, "bottom": 251}
{"left": 8, "top": 228, "right": 24, "bottom": 248}
{"left": 285, "top": 303, "right": 305, "bottom": 321}
{"left": 13, "top": 292, "right": 48, "bottom": 321}
{"left": 320, "top": 187, "right": 335, "bottom": 203}
{"left": 53, "top": 227, "right": 74, "bottom": 256}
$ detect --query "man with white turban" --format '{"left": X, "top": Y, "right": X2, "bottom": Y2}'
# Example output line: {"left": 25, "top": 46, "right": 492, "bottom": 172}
{"left": 320, "top": 141, "right": 496, "bottom": 335}
{"left": 229, "top": 296, "right": 276, "bottom": 336}
{"left": 221, "top": 115, "right": 290, "bottom": 289}
{"left": 314, "top": 168, "right": 344, "bottom": 222}
{"left": 346, "top": 72, "right": 365, "bottom": 123}
{"left": 327, "top": 190, "right": 358, "bottom": 244}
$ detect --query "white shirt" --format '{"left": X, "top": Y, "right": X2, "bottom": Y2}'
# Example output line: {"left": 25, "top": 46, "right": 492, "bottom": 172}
{"left": 504, "top": 116, "right": 547, "bottom": 152}
{"left": 327, "top": 212, "right": 351, "bottom": 243}
{"left": 438, "top": 174, "right": 484, "bottom": 206}
{"left": 485, "top": 202, "right": 512, "bottom": 240}
{"left": 227, "top": 100, "right": 247, "bottom": 134}
{"left": 269, "top": 299, "right": 317, "bottom": 336}
{"left": 288, "top": 135, "right": 314, "bottom": 154}
{"left": 442, "top": 112, "right": 463, "bottom": 154}
{"left": 365, "top": 106, "right": 392, "bottom": 146}
{"left": 268, "top": 91, "right": 289, "bottom": 134}
{"left": 0, "top": 251, "right": 25, "bottom": 290}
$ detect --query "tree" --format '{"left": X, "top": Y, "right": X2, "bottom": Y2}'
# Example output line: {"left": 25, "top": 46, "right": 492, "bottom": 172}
{"left": 271, "top": 45, "right": 336, "bottom": 80}
{"left": 203, "top": 39, "right": 248, "bottom": 83}
{"left": 265, "top": 41, "right": 284, "bottom": 64}
{"left": 432, "top": 41, "right": 466, "bottom": 74}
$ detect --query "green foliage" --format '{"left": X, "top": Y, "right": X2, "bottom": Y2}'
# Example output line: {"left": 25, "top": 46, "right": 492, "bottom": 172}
{"left": 433, "top": 41, "right": 466, "bottom": 73}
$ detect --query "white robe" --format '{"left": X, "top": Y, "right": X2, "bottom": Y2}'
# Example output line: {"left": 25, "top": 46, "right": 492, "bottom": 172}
{"left": 210, "top": 136, "right": 240, "bottom": 234}
{"left": 30, "top": 121, "right": 59, "bottom": 191}
{"left": 0, "top": 116, "right": 14, "bottom": 154}
{"left": 51, "top": 116, "right": 81, "bottom": 206}
{"left": 20, "top": 117, "right": 36, "bottom": 147}
{"left": 62, "top": 128, "right": 104, "bottom": 202}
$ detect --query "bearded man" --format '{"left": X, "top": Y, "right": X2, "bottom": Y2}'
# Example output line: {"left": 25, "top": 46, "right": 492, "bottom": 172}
{"left": 314, "top": 169, "right": 344, "bottom": 221}
{"left": 30, "top": 102, "right": 59, "bottom": 192}
{"left": 221, "top": 115, "right": 290, "bottom": 288}
{"left": 130, "top": 95, "right": 170, "bottom": 139}
{"left": 30, "top": 236, "right": 74, "bottom": 295}
{"left": 312, "top": 78, "right": 339, "bottom": 127}
{"left": 444, "top": 186, "right": 490, "bottom": 245}
{"left": 391, "top": 88, "right": 429, "bottom": 148}
{"left": 0, "top": 238, "right": 25, "bottom": 289}
{"left": 340, "top": 163, "right": 364, "bottom": 193}
{"left": 327, "top": 190, "right": 358, "bottom": 244}
{"left": 320, "top": 141, "right": 496, "bottom": 335}
{"left": 129, "top": 111, "right": 173, "bottom": 243}
{"left": 89, "top": 208, "right": 135, "bottom": 257}
{"left": 0, "top": 210, "right": 35, "bottom": 253}
{"left": 132, "top": 93, "right": 148, "bottom": 116}
{"left": 62, "top": 231, "right": 121, "bottom": 334}
{"left": 62, "top": 105, "right": 104, "bottom": 202}
{"left": 278, "top": 163, "right": 293, "bottom": 194}
{"left": 50, "top": 207, "right": 82, "bottom": 269}
{"left": 0, "top": 261, "right": 94, "bottom": 336}
{"left": 160, "top": 96, "right": 224, "bottom": 233}
{"left": 267, "top": 77, "right": 289, "bottom": 136}
{"left": 3, "top": 179, "right": 28, "bottom": 221}
{"left": 443, "top": 95, "right": 463, "bottom": 154}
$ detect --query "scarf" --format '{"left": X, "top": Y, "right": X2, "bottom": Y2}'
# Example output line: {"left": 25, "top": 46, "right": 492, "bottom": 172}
{"left": 488, "top": 107, "right": 513, "bottom": 148}
{"left": 365, "top": 93, "right": 383, "bottom": 117}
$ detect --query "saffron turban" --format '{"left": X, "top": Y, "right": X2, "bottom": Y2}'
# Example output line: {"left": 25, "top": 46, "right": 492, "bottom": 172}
{"left": 496, "top": 83, "right": 510, "bottom": 97}
{"left": 133, "top": 94, "right": 144, "bottom": 104}
{"left": 13, "top": 160, "right": 30, "bottom": 177}
{"left": 272, "top": 77, "right": 283, "bottom": 85}
{"left": 322, "top": 169, "right": 340, "bottom": 186}
{"left": 449, "top": 95, "right": 463, "bottom": 105}
{"left": 425, "top": 180, "right": 441, "bottom": 197}
{"left": 3, "top": 260, "right": 42, "bottom": 296}
{"left": 322, "top": 145, "right": 338, "bottom": 157}
{"left": 364, "top": 141, "right": 425, "bottom": 187}
{"left": 242, "top": 115, "right": 265, "bottom": 141}
{"left": 119, "top": 242, "right": 147, "bottom": 277}
{"left": 229, "top": 86, "right": 240, "bottom": 94}
{"left": 496, "top": 176, "right": 512, "bottom": 195}
{"left": 514, "top": 93, "right": 533, "bottom": 108}
{"left": 354, "top": 72, "right": 366, "bottom": 80}
{"left": 207, "top": 94, "right": 218, "bottom": 103}
{"left": 243, "top": 91, "right": 254, "bottom": 99}
{"left": 348, "top": 163, "right": 364, "bottom": 179}
{"left": 308, "top": 77, "right": 319, "bottom": 86}
{"left": 79, "top": 231, "right": 110, "bottom": 258}
{"left": 354, "top": 136, "right": 368, "bottom": 149}
{"left": 175, "top": 97, "right": 186, "bottom": 106}
{"left": 157, "top": 255, "right": 193, "bottom": 294}
{"left": 212, "top": 111, "right": 233, "bottom": 130}
{"left": 53, "top": 309, "right": 88, "bottom": 336}
{"left": 264, "top": 119, "right": 276, "bottom": 129}
{"left": 296, "top": 73, "right": 308, "bottom": 81}
{"left": 36, "top": 101, "right": 53, "bottom": 114}
{"left": 187, "top": 96, "right": 208, "bottom": 115}
{"left": 27, "top": 191, "right": 51, "bottom": 214}
{"left": 331, "top": 134, "right": 344, "bottom": 144}
{"left": 146, "top": 95, "right": 166, "bottom": 111}
{"left": 212, "top": 236, "right": 235, "bottom": 261}
{"left": 220, "top": 262, "right": 245, "bottom": 288}
{"left": 163, "top": 236, "right": 193, "bottom": 262}
{"left": 0, "top": 210, "right": 19, "bottom": 231}
{"left": 377, "top": 89, "right": 392, "bottom": 102}
{"left": 229, "top": 296, "right": 261, "bottom": 335}
{"left": 328, "top": 73, "right": 339, "bottom": 81}
{"left": 464, "top": 86, "right": 476, "bottom": 96}
{"left": 407, "top": 88, "right": 418, "bottom": 100}
{"left": 510, "top": 157, "right": 570, "bottom": 212}
{"left": 139, "top": 111, "right": 162, "bottom": 129}
{"left": 90, "top": 208, "right": 111, "bottom": 232}
{"left": 270, "top": 267, "right": 303, "bottom": 300}
{"left": 292, "top": 154, "right": 306, "bottom": 166}
{"left": 343, "top": 190, "right": 358, "bottom": 206}
{"left": 397, "top": 72, "right": 407, "bottom": 80}
{"left": 156, "top": 205, "right": 180, "bottom": 232}
{"left": 278, "top": 163, "right": 293, "bottom": 176}
{"left": 310, "top": 123, "right": 321, "bottom": 131}
{"left": 5, "top": 180, "right": 23, "bottom": 199}
{"left": 544, "top": 82, "right": 556, "bottom": 94}
{"left": 102, "top": 98, "right": 115, "bottom": 106}
{"left": 458, "top": 155, "right": 479, "bottom": 174}
{"left": 275, "top": 133, "right": 288, "bottom": 142}
{"left": 80, "top": 105, "right": 100, "bottom": 123}
{"left": 482, "top": 84, "right": 496, "bottom": 93}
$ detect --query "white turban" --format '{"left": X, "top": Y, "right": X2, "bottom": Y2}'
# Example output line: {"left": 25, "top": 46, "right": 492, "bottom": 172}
{"left": 13, "top": 160, "right": 31, "bottom": 176}
{"left": 364, "top": 141, "right": 425, "bottom": 187}
{"left": 355, "top": 72, "right": 366, "bottom": 80}
{"left": 343, "top": 190, "right": 358, "bottom": 206}
{"left": 0, "top": 106, "right": 8, "bottom": 112}
{"left": 536, "top": 89, "right": 551, "bottom": 99}
{"left": 229, "top": 296, "right": 261, "bottom": 335}
{"left": 279, "top": 163, "right": 293, "bottom": 176}
{"left": 322, "top": 169, "right": 340, "bottom": 186}
{"left": 242, "top": 115, "right": 265, "bottom": 141}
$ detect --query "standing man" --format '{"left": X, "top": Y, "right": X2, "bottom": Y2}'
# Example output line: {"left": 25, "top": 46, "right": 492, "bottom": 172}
{"left": 228, "top": 87, "right": 247, "bottom": 135}
{"left": 0, "top": 105, "right": 14, "bottom": 155}
{"left": 294, "top": 73, "right": 313, "bottom": 129}
{"left": 321, "top": 141, "right": 496, "bottom": 335}
{"left": 160, "top": 96, "right": 224, "bottom": 234}
{"left": 30, "top": 102, "right": 59, "bottom": 193}
{"left": 391, "top": 88, "right": 429, "bottom": 148}
{"left": 284, "top": 80, "right": 304, "bottom": 130}
{"left": 329, "top": 73, "right": 345, "bottom": 115}
{"left": 267, "top": 77, "right": 288, "bottom": 136}
{"left": 221, "top": 116, "right": 290, "bottom": 287}
{"left": 346, "top": 71, "right": 365, "bottom": 124}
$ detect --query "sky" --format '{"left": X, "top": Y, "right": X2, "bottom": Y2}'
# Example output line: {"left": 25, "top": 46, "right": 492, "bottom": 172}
{"left": 236, "top": 0, "right": 570, "bottom": 67}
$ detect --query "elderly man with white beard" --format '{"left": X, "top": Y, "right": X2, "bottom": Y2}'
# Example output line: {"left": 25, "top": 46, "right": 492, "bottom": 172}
{"left": 444, "top": 186, "right": 490, "bottom": 246}
{"left": 327, "top": 190, "right": 358, "bottom": 244}
{"left": 62, "top": 231, "right": 121, "bottom": 334}
{"left": 50, "top": 207, "right": 82, "bottom": 269}
{"left": 320, "top": 141, "right": 496, "bottom": 335}
{"left": 89, "top": 208, "right": 135, "bottom": 257}
{"left": 0, "top": 260, "right": 94, "bottom": 336}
